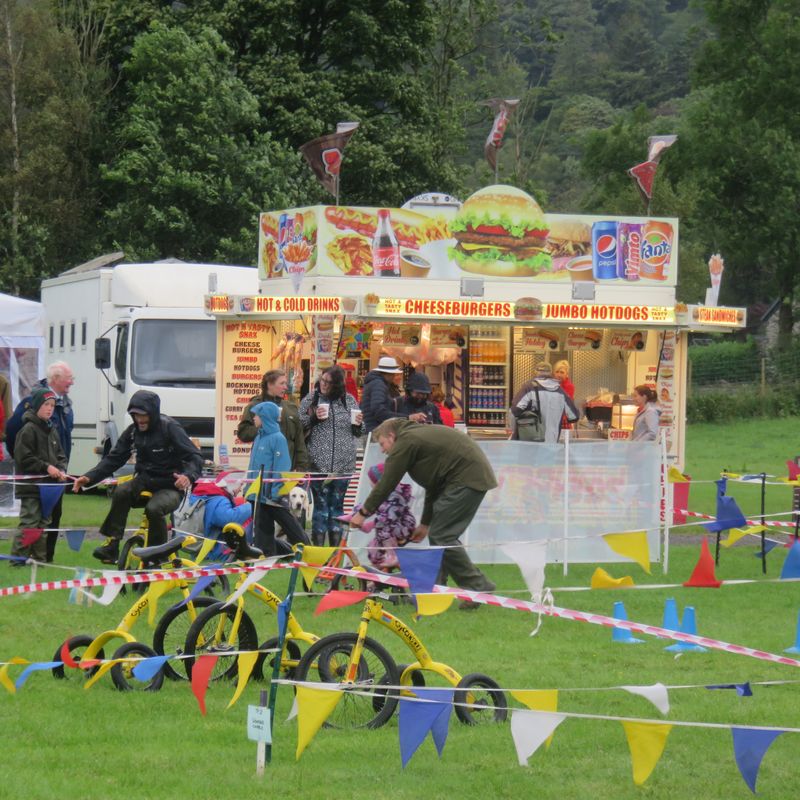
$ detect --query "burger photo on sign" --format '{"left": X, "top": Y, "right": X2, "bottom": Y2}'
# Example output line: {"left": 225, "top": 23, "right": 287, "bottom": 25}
{"left": 449, "top": 185, "right": 551, "bottom": 277}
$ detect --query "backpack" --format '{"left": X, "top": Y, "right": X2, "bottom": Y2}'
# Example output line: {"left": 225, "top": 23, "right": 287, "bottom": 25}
{"left": 515, "top": 383, "right": 545, "bottom": 442}
{"left": 172, "top": 493, "right": 208, "bottom": 536}
{"left": 4, "top": 398, "right": 31, "bottom": 458}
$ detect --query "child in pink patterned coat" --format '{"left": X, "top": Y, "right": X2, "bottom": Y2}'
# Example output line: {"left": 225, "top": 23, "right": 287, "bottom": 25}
{"left": 364, "top": 463, "right": 416, "bottom": 570}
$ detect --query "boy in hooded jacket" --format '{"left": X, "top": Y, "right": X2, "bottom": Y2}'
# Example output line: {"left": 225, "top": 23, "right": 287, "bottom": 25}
{"left": 73, "top": 389, "right": 203, "bottom": 563}
{"left": 248, "top": 401, "right": 309, "bottom": 556}
{"left": 10, "top": 388, "right": 67, "bottom": 564}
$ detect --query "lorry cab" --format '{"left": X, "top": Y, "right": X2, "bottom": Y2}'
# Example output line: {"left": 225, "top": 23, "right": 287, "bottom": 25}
{"left": 41, "top": 255, "right": 258, "bottom": 473}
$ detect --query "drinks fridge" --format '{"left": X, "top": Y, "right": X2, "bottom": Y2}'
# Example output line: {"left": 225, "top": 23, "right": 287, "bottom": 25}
{"left": 466, "top": 325, "right": 511, "bottom": 428}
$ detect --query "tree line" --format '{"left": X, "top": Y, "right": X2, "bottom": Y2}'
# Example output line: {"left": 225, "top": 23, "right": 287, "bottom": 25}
{"left": 1, "top": 0, "right": 797, "bottom": 340}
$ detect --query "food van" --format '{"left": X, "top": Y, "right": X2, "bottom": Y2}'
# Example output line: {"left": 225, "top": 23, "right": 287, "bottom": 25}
{"left": 207, "top": 185, "right": 745, "bottom": 470}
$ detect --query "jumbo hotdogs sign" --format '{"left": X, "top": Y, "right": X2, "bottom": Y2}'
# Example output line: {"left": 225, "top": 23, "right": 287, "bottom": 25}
{"left": 257, "top": 186, "right": 680, "bottom": 291}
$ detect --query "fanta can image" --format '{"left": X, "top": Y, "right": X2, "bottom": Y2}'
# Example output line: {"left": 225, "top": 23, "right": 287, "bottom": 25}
{"left": 591, "top": 221, "right": 618, "bottom": 280}
{"left": 639, "top": 221, "right": 673, "bottom": 280}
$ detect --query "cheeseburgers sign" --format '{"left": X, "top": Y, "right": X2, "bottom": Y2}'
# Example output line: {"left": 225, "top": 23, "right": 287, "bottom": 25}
{"left": 258, "top": 186, "right": 680, "bottom": 287}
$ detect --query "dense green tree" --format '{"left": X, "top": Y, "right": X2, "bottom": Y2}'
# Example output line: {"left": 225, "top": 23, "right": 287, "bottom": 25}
{"left": 675, "top": 0, "right": 800, "bottom": 340}
{"left": 0, "top": 0, "right": 100, "bottom": 297}
{"left": 100, "top": 24, "right": 306, "bottom": 263}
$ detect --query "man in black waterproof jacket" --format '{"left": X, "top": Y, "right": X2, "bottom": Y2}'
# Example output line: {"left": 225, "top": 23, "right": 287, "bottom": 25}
{"left": 72, "top": 389, "right": 203, "bottom": 563}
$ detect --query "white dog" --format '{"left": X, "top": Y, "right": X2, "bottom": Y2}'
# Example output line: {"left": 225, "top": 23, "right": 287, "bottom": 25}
{"left": 287, "top": 485, "right": 314, "bottom": 530}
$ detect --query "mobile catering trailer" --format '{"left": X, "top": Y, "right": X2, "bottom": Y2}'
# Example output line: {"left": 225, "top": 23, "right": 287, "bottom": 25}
{"left": 206, "top": 185, "right": 745, "bottom": 470}
{"left": 41, "top": 255, "right": 258, "bottom": 473}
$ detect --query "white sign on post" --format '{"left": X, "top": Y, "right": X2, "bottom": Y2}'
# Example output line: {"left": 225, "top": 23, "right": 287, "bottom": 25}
{"left": 247, "top": 705, "right": 272, "bottom": 743}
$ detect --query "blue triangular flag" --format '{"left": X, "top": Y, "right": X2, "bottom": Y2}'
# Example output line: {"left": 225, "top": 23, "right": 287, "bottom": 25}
{"left": 65, "top": 529, "right": 86, "bottom": 552}
{"left": 39, "top": 484, "right": 67, "bottom": 519}
{"left": 396, "top": 548, "right": 444, "bottom": 595}
{"left": 398, "top": 688, "right": 454, "bottom": 767}
{"left": 732, "top": 727, "right": 783, "bottom": 793}
{"left": 706, "top": 682, "right": 753, "bottom": 697}
{"left": 171, "top": 575, "right": 215, "bottom": 609}
{"left": 780, "top": 540, "right": 800, "bottom": 580}
{"left": 754, "top": 540, "right": 779, "bottom": 558}
{"left": 15, "top": 661, "right": 63, "bottom": 689}
{"left": 277, "top": 598, "right": 290, "bottom": 640}
{"left": 132, "top": 654, "right": 171, "bottom": 682}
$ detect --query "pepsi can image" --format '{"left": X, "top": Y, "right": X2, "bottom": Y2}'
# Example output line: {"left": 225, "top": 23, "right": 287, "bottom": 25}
{"left": 592, "top": 221, "right": 618, "bottom": 280}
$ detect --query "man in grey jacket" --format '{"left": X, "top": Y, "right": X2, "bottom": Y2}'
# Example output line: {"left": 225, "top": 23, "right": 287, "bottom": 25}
{"left": 510, "top": 362, "right": 579, "bottom": 443}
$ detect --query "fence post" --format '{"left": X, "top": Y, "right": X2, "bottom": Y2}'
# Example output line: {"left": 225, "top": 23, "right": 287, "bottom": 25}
{"left": 760, "top": 357, "right": 766, "bottom": 396}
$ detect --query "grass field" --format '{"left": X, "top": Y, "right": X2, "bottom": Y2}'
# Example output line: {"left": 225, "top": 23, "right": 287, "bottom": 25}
{"left": 1, "top": 417, "right": 799, "bottom": 799}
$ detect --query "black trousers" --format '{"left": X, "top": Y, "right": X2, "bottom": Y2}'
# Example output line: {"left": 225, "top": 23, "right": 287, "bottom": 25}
{"left": 255, "top": 501, "right": 309, "bottom": 556}
{"left": 99, "top": 476, "right": 181, "bottom": 547}
{"left": 45, "top": 495, "right": 63, "bottom": 562}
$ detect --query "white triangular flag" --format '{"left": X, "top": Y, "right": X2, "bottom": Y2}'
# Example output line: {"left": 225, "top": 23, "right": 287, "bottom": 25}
{"left": 620, "top": 682, "right": 670, "bottom": 715}
{"left": 510, "top": 709, "right": 566, "bottom": 766}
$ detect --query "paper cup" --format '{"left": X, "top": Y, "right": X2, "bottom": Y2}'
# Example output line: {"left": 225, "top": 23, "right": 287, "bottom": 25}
{"left": 566, "top": 255, "right": 594, "bottom": 282}
{"left": 350, "top": 408, "right": 362, "bottom": 425}
{"left": 284, "top": 258, "right": 310, "bottom": 292}
{"left": 399, "top": 249, "right": 431, "bottom": 278}
{"left": 317, "top": 403, "right": 330, "bottom": 419}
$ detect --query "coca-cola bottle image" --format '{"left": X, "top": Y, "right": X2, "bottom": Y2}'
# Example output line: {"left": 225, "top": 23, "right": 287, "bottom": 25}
{"left": 372, "top": 208, "right": 400, "bottom": 276}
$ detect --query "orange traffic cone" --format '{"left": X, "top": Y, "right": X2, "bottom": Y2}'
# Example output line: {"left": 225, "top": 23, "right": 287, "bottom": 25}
{"left": 683, "top": 537, "right": 722, "bottom": 588}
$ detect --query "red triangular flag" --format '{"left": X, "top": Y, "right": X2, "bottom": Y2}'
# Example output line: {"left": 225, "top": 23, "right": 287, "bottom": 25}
{"left": 314, "top": 590, "right": 370, "bottom": 616}
{"left": 683, "top": 538, "right": 722, "bottom": 588}
{"left": 191, "top": 654, "right": 219, "bottom": 716}
{"left": 60, "top": 640, "right": 80, "bottom": 669}
{"left": 787, "top": 460, "right": 800, "bottom": 481}
{"left": 20, "top": 528, "right": 43, "bottom": 548}
{"left": 628, "top": 160, "right": 658, "bottom": 204}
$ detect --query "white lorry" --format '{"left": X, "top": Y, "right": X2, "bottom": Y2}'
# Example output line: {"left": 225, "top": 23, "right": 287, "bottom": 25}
{"left": 41, "top": 254, "right": 258, "bottom": 473}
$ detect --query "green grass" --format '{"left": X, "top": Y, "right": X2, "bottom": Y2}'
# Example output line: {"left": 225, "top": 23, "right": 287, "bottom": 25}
{"left": 1, "top": 418, "right": 799, "bottom": 799}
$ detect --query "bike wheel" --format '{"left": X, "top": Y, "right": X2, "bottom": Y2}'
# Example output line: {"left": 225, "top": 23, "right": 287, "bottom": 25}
{"left": 51, "top": 635, "right": 104, "bottom": 680}
{"left": 183, "top": 602, "right": 259, "bottom": 682}
{"left": 329, "top": 569, "right": 370, "bottom": 593}
{"left": 454, "top": 673, "right": 508, "bottom": 725}
{"left": 152, "top": 595, "right": 219, "bottom": 681}
{"left": 254, "top": 637, "right": 302, "bottom": 681}
{"left": 117, "top": 535, "right": 145, "bottom": 595}
{"left": 294, "top": 633, "right": 399, "bottom": 729}
{"left": 110, "top": 642, "right": 165, "bottom": 692}
{"left": 202, "top": 574, "right": 230, "bottom": 597}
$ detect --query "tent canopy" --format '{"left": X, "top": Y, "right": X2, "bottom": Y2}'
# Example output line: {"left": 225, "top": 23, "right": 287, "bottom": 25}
{"left": 0, "top": 293, "right": 45, "bottom": 337}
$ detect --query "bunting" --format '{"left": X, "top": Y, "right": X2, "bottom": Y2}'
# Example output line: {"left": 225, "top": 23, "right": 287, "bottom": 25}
{"left": 314, "top": 590, "right": 370, "bottom": 616}
{"left": 296, "top": 684, "right": 344, "bottom": 759}
{"left": 510, "top": 709, "right": 566, "bottom": 766}
{"left": 65, "top": 529, "right": 86, "bottom": 552}
{"left": 482, "top": 98, "right": 520, "bottom": 171}
{"left": 590, "top": 567, "right": 634, "bottom": 590}
{"left": 501, "top": 541, "right": 547, "bottom": 599}
{"left": 396, "top": 548, "right": 444, "bottom": 596}
{"left": 732, "top": 727, "right": 784, "bottom": 793}
{"left": 398, "top": 688, "right": 454, "bottom": 767}
{"left": 39, "top": 484, "right": 66, "bottom": 519}
{"left": 191, "top": 654, "right": 219, "bottom": 715}
{"left": 227, "top": 651, "right": 259, "bottom": 709}
{"left": 621, "top": 721, "right": 672, "bottom": 785}
{"left": 511, "top": 689, "right": 559, "bottom": 748}
{"left": 602, "top": 531, "right": 651, "bottom": 573}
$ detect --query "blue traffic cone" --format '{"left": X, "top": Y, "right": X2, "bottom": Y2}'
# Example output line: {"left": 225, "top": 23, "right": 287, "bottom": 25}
{"left": 784, "top": 609, "right": 800, "bottom": 654}
{"left": 662, "top": 597, "right": 680, "bottom": 635}
{"left": 612, "top": 601, "right": 644, "bottom": 644}
{"left": 666, "top": 606, "right": 707, "bottom": 652}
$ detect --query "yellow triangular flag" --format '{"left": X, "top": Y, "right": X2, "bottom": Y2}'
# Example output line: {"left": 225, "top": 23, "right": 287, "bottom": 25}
{"left": 667, "top": 466, "right": 689, "bottom": 483}
{"left": 296, "top": 685, "right": 343, "bottom": 759}
{"left": 298, "top": 545, "right": 335, "bottom": 588}
{"left": 0, "top": 657, "right": 27, "bottom": 695}
{"left": 722, "top": 525, "right": 766, "bottom": 548}
{"left": 621, "top": 721, "right": 672, "bottom": 785}
{"left": 277, "top": 471, "right": 305, "bottom": 497}
{"left": 602, "top": 532, "right": 651, "bottom": 574}
{"left": 414, "top": 594, "right": 454, "bottom": 617}
{"left": 590, "top": 567, "right": 635, "bottom": 589}
{"left": 195, "top": 536, "right": 218, "bottom": 563}
{"left": 511, "top": 689, "right": 559, "bottom": 748}
{"left": 244, "top": 476, "right": 261, "bottom": 499}
{"left": 226, "top": 651, "right": 259, "bottom": 709}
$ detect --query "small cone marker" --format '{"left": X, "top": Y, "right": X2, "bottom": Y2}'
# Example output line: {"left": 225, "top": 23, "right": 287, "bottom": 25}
{"left": 612, "top": 601, "right": 643, "bottom": 644}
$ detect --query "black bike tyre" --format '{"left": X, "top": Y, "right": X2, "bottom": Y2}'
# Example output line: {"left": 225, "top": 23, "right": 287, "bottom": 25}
{"left": 152, "top": 595, "right": 220, "bottom": 681}
{"left": 183, "top": 602, "right": 260, "bottom": 682}
{"left": 254, "top": 637, "right": 302, "bottom": 682}
{"left": 329, "top": 571, "right": 370, "bottom": 593}
{"left": 294, "top": 632, "right": 399, "bottom": 729}
{"left": 454, "top": 672, "right": 508, "bottom": 725}
{"left": 51, "top": 635, "right": 105, "bottom": 680}
{"left": 117, "top": 535, "right": 145, "bottom": 596}
{"left": 110, "top": 641, "right": 165, "bottom": 692}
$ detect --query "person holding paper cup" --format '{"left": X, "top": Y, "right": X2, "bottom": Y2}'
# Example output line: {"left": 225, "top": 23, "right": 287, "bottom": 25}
{"left": 299, "top": 365, "right": 364, "bottom": 546}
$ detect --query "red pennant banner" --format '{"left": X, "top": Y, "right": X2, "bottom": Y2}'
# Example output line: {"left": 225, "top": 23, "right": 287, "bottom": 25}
{"left": 482, "top": 98, "right": 520, "bottom": 170}
{"left": 192, "top": 654, "right": 219, "bottom": 715}
{"left": 20, "top": 529, "right": 43, "bottom": 548}
{"left": 628, "top": 160, "right": 658, "bottom": 203}
{"left": 298, "top": 128, "right": 359, "bottom": 196}
{"left": 314, "top": 590, "right": 370, "bottom": 616}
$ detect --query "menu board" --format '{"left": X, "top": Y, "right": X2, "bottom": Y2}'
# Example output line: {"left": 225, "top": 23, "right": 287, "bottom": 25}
{"left": 657, "top": 331, "right": 677, "bottom": 457}
{"left": 217, "top": 321, "right": 273, "bottom": 465}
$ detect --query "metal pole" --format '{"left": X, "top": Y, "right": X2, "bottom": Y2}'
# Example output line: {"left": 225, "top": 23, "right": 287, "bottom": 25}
{"left": 265, "top": 543, "right": 304, "bottom": 764}
{"left": 760, "top": 473, "right": 767, "bottom": 574}
{"left": 562, "top": 429, "right": 570, "bottom": 576}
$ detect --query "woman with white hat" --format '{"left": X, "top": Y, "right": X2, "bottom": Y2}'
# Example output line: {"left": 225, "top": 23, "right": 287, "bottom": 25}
{"left": 361, "top": 356, "right": 428, "bottom": 433}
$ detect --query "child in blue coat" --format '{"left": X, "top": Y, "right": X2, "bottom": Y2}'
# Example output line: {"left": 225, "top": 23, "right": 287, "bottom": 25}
{"left": 248, "top": 401, "right": 309, "bottom": 555}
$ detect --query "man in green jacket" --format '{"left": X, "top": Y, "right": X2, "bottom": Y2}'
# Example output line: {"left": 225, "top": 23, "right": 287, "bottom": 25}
{"left": 350, "top": 418, "right": 496, "bottom": 606}
{"left": 236, "top": 369, "right": 310, "bottom": 472}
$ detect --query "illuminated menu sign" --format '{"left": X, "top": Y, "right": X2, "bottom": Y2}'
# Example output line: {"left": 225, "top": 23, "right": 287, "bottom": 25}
{"left": 689, "top": 305, "right": 746, "bottom": 327}
{"left": 540, "top": 303, "right": 675, "bottom": 324}
{"left": 371, "top": 297, "right": 515, "bottom": 320}
{"left": 206, "top": 294, "right": 354, "bottom": 315}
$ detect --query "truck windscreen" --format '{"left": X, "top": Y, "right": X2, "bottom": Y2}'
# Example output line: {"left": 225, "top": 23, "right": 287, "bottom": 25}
{"left": 130, "top": 319, "right": 216, "bottom": 387}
